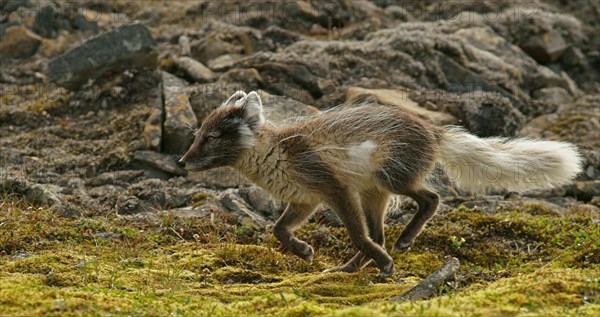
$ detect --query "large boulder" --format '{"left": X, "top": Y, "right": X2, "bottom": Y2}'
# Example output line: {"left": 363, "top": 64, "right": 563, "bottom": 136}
{"left": 47, "top": 23, "right": 157, "bottom": 89}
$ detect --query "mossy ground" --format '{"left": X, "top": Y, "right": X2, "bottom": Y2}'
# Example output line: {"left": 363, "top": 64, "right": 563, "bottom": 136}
{"left": 1, "top": 195, "right": 598, "bottom": 316}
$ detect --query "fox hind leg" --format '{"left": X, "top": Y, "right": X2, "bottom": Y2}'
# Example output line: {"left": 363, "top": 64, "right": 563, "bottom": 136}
{"left": 323, "top": 188, "right": 390, "bottom": 273}
{"left": 323, "top": 187, "right": 394, "bottom": 278}
{"left": 393, "top": 187, "right": 439, "bottom": 252}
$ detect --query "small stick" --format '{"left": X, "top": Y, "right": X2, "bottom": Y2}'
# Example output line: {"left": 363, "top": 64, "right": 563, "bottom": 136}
{"left": 391, "top": 257, "right": 460, "bottom": 302}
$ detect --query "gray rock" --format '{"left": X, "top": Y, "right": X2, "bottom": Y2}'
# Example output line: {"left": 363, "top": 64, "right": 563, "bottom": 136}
{"left": 220, "top": 189, "right": 268, "bottom": 227}
{"left": 521, "top": 32, "right": 569, "bottom": 63}
{"left": 220, "top": 68, "right": 264, "bottom": 87}
{"left": 161, "top": 72, "right": 198, "bottom": 154}
{"left": 207, "top": 54, "right": 243, "bottom": 71}
{"left": 144, "top": 82, "right": 163, "bottom": 151}
{"left": 391, "top": 258, "right": 460, "bottom": 301}
{"left": 178, "top": 34, "right": 191, "bottom": 56}
{"left": 47, "top": 23, "right": 157, "bottom": 89}
{"left": 116, "top": 195, "right": 154, "bottom": 215}
{"left": 175, "top": 56, "right": 215, "bottom": 83}
{"left": 238, "top": 186, "right": 283, "bottom": 218}
{"left": 134, "top": 150, "right": 187, "bottom": 177}
{"left": 26, "top": 184, "right": 61, "bottom": 206}
{"left": 11, "top": 252, "right": 34, "bottom": 261}
{"left": 86, "top": 170, "right": 145, "bottom": 187}
{"left": 88, "top": 185, "right": 125, "bottom": 199}
{"left": 532, "top": 87, "right": 573, "bottom": 108}
{"left": 0, "top": 25, "right": 42, "bottom": 59}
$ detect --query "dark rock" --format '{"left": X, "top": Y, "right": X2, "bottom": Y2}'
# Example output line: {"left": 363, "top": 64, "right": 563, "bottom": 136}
{"left": 33, "top": 5, "right": 58, "bottom": 38}
{"left": 521, "top": 32, "right": 569, "bottom": 64}
{"left": 47, "top": 23, "right": 157, "bottom": 90}
{"left": 73, "top": 13, "right": 99, "bottom": 33}
{"left": 457, "top": 91, "right": 526, "bottom": 137}
{"left": 0, "top": 25, "right": 42, "bottom": 59}
{"left": 566, "top": 181, "right": 600, "bottom": 202}
{"left": 134, "top": 150, "right": 188, "bottom": 177}
{"left": 174, "top": 56, "right": 215, "bottom": 83}
{"left": 161, "top": 72, "right": 198, "bottom": 154}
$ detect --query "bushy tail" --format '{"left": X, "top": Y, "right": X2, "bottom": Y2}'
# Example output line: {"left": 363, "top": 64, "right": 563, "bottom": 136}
{"left": 437, "top": 127, "right": 583, "bottom": 193}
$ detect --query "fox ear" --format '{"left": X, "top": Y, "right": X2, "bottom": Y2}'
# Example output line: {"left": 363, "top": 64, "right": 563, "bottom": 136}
{"left": 223, "top": 91, "right": 247, "bottom": 106}
{"left": 241, "top": 91, "right": 265, "bottom": 126}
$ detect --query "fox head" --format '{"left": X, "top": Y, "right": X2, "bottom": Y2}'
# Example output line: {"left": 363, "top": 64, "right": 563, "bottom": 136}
{"left": 179, "top": 91, "right": 265, "bottom": 171}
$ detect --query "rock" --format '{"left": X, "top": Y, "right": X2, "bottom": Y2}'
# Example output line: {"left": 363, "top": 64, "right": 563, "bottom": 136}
{"left": 191, "top": 36, "right": 242, "bottom": 64}
{"left": 86, "top": 170, "right": 145, "bottom": 187}
{"left": 532, "top": 87, "right": 573, "bottom": 108}
{"left": 0, "top": 25, "right": 42, "bottom": 59}
{"left": 457, "top": 91, "right": 526, "bottom": 137}
{"left": 11, "top": 252, "right": 34, "bottom": 261}
{"left": 25, "top": 184, "right": 61, "bottom": 206}
{"left": 178, "top": 34, "right": 191, "bottom": 56}
{"left": 221, "top": 68, "right": 263, "bottom": 87}
{"left": 174, "top": 56, "right": 215, "bottom": 83}
{"left": 521, "top": 32, "right": 569, "bottom": 63}
{"left": 238, "top": 186, "right": 283, "bottom": 218}
{"left": 144, "top": 82, "right": 163, "bottom": 151}
{"left": 88, "top": 185, "right": 125, "bottom": 199}
{"left": 51, "top": 203, "right": 82, "bottom": 218}
{"left": 134, "top": 150, "right": 188, "bottom": 177}
{"left": 566, "top": 181, "right": 600, "bottom": 202}
{"left": 116, "top": 195, "right": 153, "bottom": 215}
{"left": 40, "top": 32, "right": 69, "bottom": 58}
{"left": 73, "top": 13, "right": 99, "bottom": 33}
{"left": 207, "top": 54, "right": 243, "bottom": 71}
{"left": 33, "top": 5, "right": 58, "bottom": 38}
{"left": 345, "top": 87, "right": 457, "bottom": 125}
{"left": 47, "top": 23, "right": 157, "bottom": 90}
{"left": 391, "top": 257, "right": 460, "bottom": 301}
{"left": 161, "top": 72, "right": 198, "bottom": 154}
{"left": 220, "top": 189, "right": 268, "bottom": 227}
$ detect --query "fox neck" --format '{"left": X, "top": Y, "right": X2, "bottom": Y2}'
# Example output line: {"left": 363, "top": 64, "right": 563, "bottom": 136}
{"left": 233, "top": 126, "right": 278, "bottom": 186}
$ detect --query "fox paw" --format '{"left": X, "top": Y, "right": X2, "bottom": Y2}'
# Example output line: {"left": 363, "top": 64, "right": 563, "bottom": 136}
{"left": 378, "top": 262, "right": 394, "bottom": 279}
{"left": 393, "top": 241, "right": 413, "bottom": 253}
{"left": 291, "top": 242, "right": 314, "bottom": 263}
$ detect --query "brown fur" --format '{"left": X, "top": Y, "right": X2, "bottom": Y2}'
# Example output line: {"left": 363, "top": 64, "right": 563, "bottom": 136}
{"left": 180, "top": 91, "right": 445, "bottom": 278}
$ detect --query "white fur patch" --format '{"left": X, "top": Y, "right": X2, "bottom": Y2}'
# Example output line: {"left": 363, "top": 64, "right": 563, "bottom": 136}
{"left": 348, "top": 140, "right": 377, "bottom": 165}
{"left": 238, "top": 124, "right": 256, "bottom": 148}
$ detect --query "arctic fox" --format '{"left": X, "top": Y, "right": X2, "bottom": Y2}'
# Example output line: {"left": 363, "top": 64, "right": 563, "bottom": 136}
{"left": 179, "top": 91, "right": 582, "bottom": 278}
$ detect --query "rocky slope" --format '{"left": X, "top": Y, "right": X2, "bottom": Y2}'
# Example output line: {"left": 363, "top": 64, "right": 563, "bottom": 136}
{"left": 1, "top": 1, "right": 599, "bottom": 315}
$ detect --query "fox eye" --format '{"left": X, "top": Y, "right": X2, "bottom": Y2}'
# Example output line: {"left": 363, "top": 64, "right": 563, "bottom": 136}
{"left": 205, "top": 133, "right": 219, "bottom": 142}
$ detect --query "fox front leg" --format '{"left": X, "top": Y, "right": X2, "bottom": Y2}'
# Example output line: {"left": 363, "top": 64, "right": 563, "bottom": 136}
{"left": 273, "top": 202, "right": 317, "bottom": 262}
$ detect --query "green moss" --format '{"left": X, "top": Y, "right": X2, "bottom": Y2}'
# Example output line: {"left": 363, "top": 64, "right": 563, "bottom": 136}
{"left": 191, "top": 191, "right": 212, "bottom": 207}
{"left": 1, "top": 195, "right": 599, "bottom": 316}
